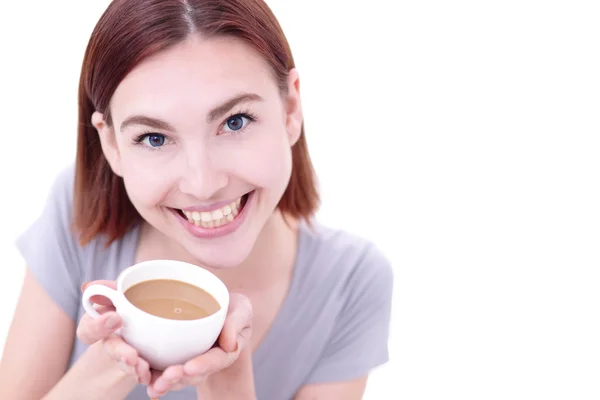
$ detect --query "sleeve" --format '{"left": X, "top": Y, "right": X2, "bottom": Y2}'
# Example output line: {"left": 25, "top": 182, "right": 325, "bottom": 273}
{"left": 14, "top": 167, "right": 83, "bottom": 321}
{"left": 306, "top": 245, "right": 395, "bottom": 384}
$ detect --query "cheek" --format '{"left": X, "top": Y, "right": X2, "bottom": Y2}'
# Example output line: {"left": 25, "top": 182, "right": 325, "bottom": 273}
{"left": 122, "top": 173, "right": 170, "bottom": 210}
{"left": 118, "top": 147, "right": 174, "bottom": 208}
{"left": 232, "top": 129, "right": 293, "bottom": 190}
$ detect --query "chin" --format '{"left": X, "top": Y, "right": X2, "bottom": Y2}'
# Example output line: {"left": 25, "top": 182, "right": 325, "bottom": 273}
{"left": 185, "top": 245, "right": 254, "bottom": 269}
{"left": 181, "top": 215, "right": 262, "bottom": 269}
{"left": 164, "top": 189, "right": 270, "bottom": 269}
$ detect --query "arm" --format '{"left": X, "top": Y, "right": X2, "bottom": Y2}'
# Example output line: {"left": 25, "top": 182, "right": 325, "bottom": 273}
{"left": 294, "top": 377, "right": 368, "bottom": 400}
{"left": 2, "top": 169, "right": 146, "bottom": 399}
{"left": 0, "top": 269, "right": 74, "bottom": 399}
{"left": 0, "top": 269, "right": 137, "bottom": 400}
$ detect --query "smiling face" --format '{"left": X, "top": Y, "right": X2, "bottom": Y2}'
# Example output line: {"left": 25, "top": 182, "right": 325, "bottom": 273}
{"left": 92, "top": 35, "right": 303, "bottom": 268}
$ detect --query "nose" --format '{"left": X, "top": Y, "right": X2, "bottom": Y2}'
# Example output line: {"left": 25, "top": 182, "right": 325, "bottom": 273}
{"left": 178, "top": 147, "right": 228, "bottom": 200}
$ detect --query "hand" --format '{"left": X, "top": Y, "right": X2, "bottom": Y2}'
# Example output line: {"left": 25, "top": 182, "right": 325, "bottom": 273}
{"left": 77, "top": 281, "right": 153, "bottom": 385}
{"left": 146, "top": 293, "right": 253, "bottom": 398}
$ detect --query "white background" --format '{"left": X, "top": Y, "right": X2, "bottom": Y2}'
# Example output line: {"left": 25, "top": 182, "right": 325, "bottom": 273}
{"left": 1, "top": 1, "right": 599, "bottom": 399}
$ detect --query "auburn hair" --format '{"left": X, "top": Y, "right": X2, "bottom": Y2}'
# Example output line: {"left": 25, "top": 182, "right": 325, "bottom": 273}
{"left": 73, "top": 0, "right": 319, "bottom": 246}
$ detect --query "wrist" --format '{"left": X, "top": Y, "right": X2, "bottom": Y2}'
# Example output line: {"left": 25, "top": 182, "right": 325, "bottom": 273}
{"left": 197, "top": 350, "right": 256, "bottom": 400}
{"left": 43, "top": 342, "right": 137, "bottom": 400}
{"left": 79, "top": 342, "right": 138, "bottom": 396}
{"left": 90, "top": 341, "right": 137, "bottom": 384}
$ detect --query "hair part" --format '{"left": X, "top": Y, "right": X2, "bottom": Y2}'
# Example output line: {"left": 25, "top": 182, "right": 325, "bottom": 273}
{"left": 74, "top": 0, "right": 319, "bottom": 246}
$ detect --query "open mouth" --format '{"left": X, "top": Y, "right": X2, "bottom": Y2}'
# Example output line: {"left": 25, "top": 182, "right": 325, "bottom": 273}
{"left": 175, "top": 192, "right": 251, "bottom": 229}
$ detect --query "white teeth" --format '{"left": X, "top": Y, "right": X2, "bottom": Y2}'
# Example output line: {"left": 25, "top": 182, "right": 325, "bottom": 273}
{"left": 180, "top": 194, "right": 247, "bottom": 228}
{"left": 200, "top": 212, "right": 212, "bottom": 222}
{"left": 212, "top": 209, "right": 224, "bottom": 220}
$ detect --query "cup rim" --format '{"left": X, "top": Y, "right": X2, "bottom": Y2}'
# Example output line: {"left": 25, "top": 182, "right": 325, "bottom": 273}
{"left": 115, "top": 259, "right": 229, "bottom": 325}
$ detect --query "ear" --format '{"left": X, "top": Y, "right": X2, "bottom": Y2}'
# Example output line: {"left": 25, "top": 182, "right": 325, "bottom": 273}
{"left": 92, "top": 111, "right": 123, "bottom": 177}
{"left": 284, "top": 68, "right": 303, "bottom": 146}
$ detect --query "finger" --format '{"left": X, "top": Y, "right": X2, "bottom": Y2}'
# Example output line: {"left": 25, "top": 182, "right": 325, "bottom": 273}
{"left": 218, "top": 293, "right": 252, "bottom": 353}
{"left": 149, "top": 369, "right": 163, "bottom": 385}
{"left": 81, "top": 280, "right": 117, "bottom": 292}
{"left": 179, "top": 374, "right": 206, "bottom": 387}
{"left": 76, "top": 311, "right": 122, "bottom": 345}
{"left": 148, "top": 365, "right": 184, "bottom": 396}
{"left": 135, "top": 357, "right": 152, "bottom": 385}
{"left": 90, "top": 295, "right": 117, "bottom": 307}
{"left": 93, "top": 303, "right": 116, "bottom": 314}
{"left": 147, "top": 371, "right": 172, "bottom": 397}
{"left": 103, "top": 334, "right": 138, "bottom": 366}
{"left": 118, "top": 357, "right": 137, "bottom": 376}
{"left": 82, "top": 280, "right": 119, "bottom": 306}
{"left": 183, "top": 346, "right": 234, "bottom": 377}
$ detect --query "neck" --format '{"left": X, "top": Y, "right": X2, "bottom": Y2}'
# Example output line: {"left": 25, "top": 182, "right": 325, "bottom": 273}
{"left": 207, "top": 211, "right": 299, "bottom": 292}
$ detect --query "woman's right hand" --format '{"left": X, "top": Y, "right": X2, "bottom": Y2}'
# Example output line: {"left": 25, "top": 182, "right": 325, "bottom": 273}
{"left": 77, "top": 281, "right": 152, "bottom": 385}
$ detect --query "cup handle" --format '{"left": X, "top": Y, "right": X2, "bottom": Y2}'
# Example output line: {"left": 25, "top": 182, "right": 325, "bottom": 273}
{"left": 82, "top": 284, "right": 124, "bottom": 319}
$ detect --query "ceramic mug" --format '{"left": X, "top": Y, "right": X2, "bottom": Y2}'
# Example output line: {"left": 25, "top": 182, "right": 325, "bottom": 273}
{"left": 82, "top": 259, "right": 229, "bottom": 371}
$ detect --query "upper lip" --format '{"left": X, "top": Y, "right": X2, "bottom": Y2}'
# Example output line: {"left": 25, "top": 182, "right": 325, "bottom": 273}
{"left": 177, "top": 193, "right": 248, "bottom": 213}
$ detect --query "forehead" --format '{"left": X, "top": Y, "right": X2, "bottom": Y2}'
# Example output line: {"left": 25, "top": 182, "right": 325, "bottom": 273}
{"left": 110, "top": 35, "right": 278, "bottom": 120}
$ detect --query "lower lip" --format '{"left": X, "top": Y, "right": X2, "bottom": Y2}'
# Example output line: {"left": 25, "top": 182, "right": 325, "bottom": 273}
{"left": 172, "top": 192, "right": 254, "bottom": 239}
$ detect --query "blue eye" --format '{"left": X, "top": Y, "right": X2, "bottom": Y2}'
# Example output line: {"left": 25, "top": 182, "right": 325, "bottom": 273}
{"left": 141, "top": 134, "right": 166, "bottom": 147}
{"left": 225, "top": 115, "right": 249, "bottom": 132}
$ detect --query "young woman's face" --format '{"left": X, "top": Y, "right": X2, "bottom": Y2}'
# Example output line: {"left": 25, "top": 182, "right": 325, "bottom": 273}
{"left": 94, "top": 36, "right": 303, "bottom": 268}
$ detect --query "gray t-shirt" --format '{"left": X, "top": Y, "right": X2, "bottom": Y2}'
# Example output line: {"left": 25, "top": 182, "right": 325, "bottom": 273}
{"left": 16, "top": 166, "right": 393, "bottom": 400}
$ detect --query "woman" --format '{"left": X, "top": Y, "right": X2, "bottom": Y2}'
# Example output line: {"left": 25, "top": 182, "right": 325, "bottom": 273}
{"left": 0, "top": 0, "right": 393, "bottom": 399}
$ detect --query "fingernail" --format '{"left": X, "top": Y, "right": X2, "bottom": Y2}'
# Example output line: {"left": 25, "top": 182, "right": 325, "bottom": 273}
{"left": 105, "top": 314, "right": 120, "bottom": 329}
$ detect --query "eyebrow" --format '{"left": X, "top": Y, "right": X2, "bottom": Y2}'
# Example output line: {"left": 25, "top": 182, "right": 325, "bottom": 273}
{"left": 207, "top": 92, "right": 263, "bottom": 123}
{"left": 120, "top": 115, "right": 175, "bottom": 132}
{"left": 119, "top": 92, "right": 264, "bottom": 132}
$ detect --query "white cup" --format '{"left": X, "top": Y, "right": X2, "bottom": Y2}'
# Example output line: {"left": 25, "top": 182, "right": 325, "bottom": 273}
{"left": 82, "top": 259, "right": 229, "bottom": 371}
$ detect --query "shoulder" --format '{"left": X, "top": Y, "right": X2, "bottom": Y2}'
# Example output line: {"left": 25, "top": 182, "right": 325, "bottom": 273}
{"left": 297, "top": 221, "right": 394, "bottom": 304}
{"left": 15, "top": 166, "right": 138, "bottom": 319}
{"left": 22, "top": 165, "right": 137, "bottom": 275}
{"left": 47, "top": 164, "right": 137, "bottom": 247}
{"left": 46, "top": 164, "right": 76, "bottom": 214}
{"left": 293, "top": 222, "right": 394, "bottom": 384}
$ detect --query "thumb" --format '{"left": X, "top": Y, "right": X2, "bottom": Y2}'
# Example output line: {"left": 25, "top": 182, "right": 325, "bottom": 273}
{"left": 218, "top": 293, "right": 252, "bottom": 353}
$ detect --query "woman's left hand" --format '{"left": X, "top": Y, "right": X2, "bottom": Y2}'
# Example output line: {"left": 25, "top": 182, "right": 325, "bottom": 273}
{"left": 146, "top": 293, "right": 253, "bottom": 398}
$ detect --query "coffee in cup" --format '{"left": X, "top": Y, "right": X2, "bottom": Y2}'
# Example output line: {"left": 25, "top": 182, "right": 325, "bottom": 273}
{"left": 82, "top": 259, "right": 229, "bottom": 370}
{"left": 123, "top": 278, "right": 221, "bottom": 320}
